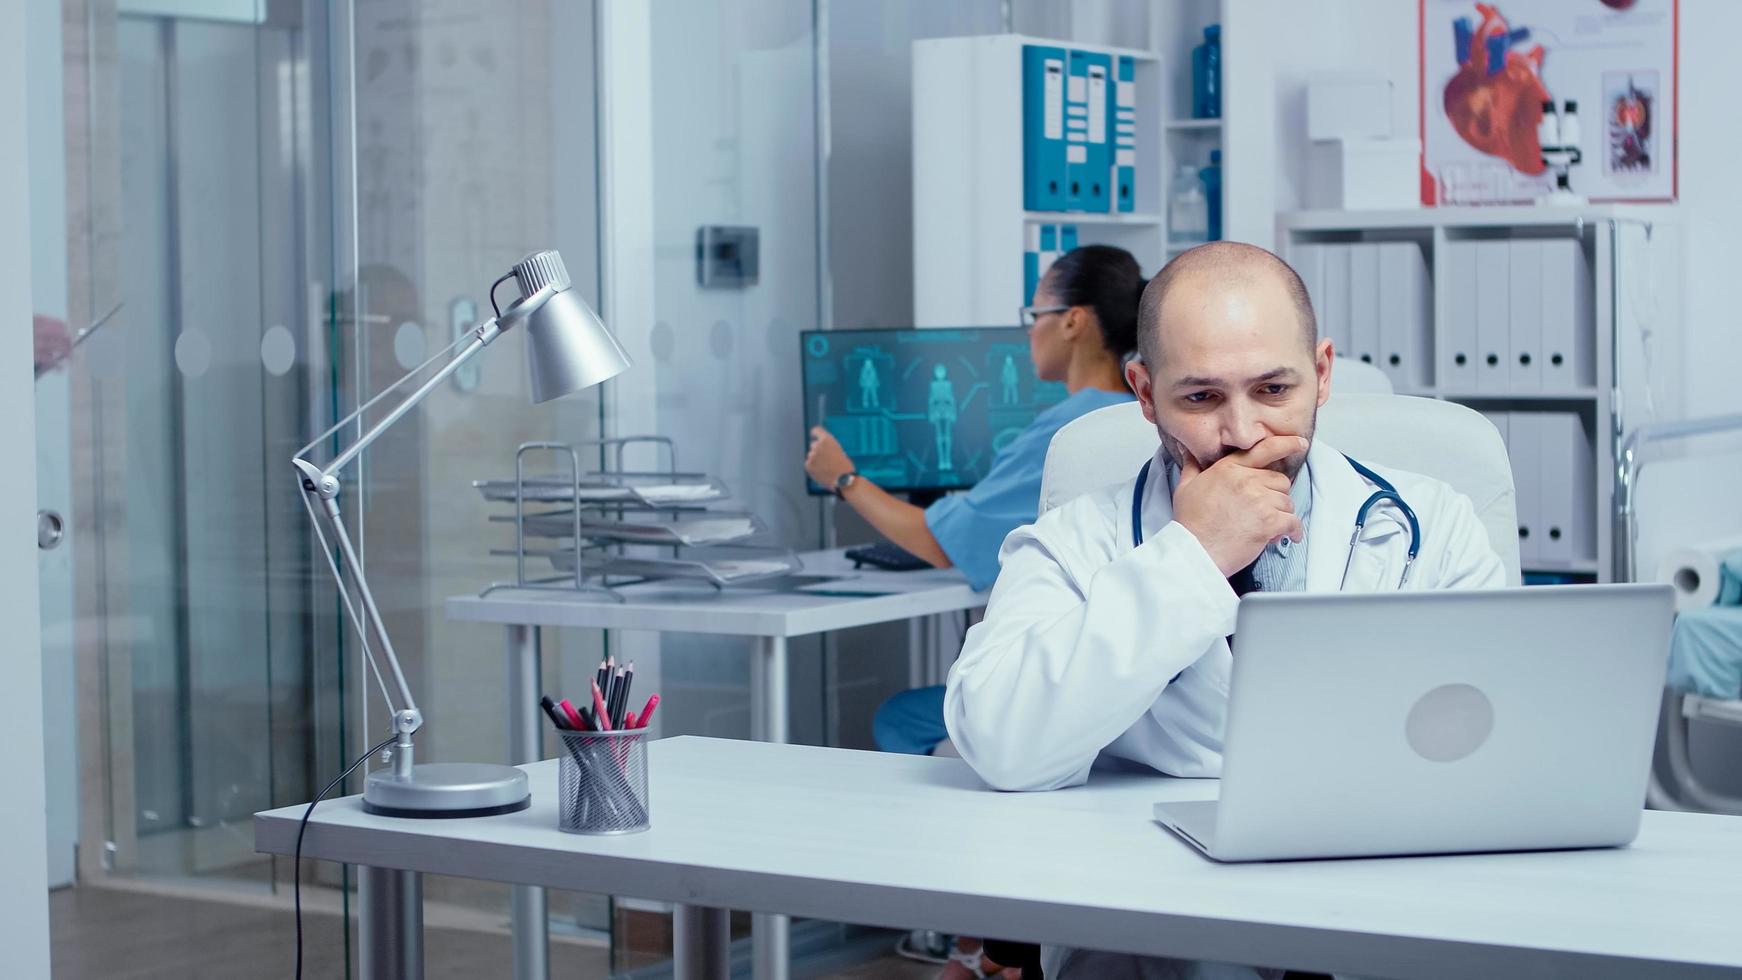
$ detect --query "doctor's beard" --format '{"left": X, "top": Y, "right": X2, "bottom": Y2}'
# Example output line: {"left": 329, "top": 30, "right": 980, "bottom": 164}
{"left": 1157, "top": 414, "right": 1315, "bottom": 482}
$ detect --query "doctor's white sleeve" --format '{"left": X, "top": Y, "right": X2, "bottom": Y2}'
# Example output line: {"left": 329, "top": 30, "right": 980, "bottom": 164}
{"left": 943, "top": 507, "right": 1237, "bottom": 792}
{"left": 1432, "top": 489, "right": 1508, "bottom": 589}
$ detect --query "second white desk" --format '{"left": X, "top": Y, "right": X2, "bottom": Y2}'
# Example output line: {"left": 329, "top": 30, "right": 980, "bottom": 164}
{"left": 443, "top": 548, "right": 987, "bottom": 980}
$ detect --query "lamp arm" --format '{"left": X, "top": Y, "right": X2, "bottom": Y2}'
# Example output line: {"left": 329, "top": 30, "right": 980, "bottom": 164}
{"left": 290, "top": 315, "right": 505, "bottom": 753}
{"left": 319, "top": 317, "right": 503, "bottom": 480}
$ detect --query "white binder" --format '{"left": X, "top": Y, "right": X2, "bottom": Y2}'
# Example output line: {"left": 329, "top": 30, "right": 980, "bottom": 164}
{"left": 1347, "top": 244, "right": 1380, "bottom": 369}
{"left": 1506, "top": 410, "right": 1541, "bottom": 566}
{"left": 1439, "top": 241, "right": 1478, "bottom": 390}
{"left": 1320, "top": 244, "right": 1350, "bottom": 357}
{"left": 1475, "top": 241, "right": 1510, "bottom": 393}
{"left": 1378, "top": 242, "right": 1430, "bottom": 389}
{"left": 1507, "top": 240, "right": 1543, "bottom": 392}
{"left": 1539, "top": 411, "right": 1595, "bottom": 564}
{"left": 1538, "top": 239, "right": 1594, "bottom": 391}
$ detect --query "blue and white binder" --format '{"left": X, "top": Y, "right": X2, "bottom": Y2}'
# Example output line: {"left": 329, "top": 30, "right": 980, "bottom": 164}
{"left": 1071, "top": 51, "right": 1113, "bottom": 212}
{"left": 1026, "top": 224, "right": 1066, "bottom": 304}
{"left": 1064, "top": 50, "right": 1092, "bottom": 210}
{"left": 1039, "top": 224, "right": 1059, "bottom": 286}
{"left": 1114, "top": 56, "right": 1137, "bottom": 212}
{"left": 1024, "top": 224, "right": 1044, "bottom": 304}
{"left": 1023, "top": 45, "right": 1068, "bottom": 212}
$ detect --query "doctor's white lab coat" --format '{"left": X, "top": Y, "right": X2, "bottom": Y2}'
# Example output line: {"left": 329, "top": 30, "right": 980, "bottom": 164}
{"left": 943, "top": 438, "right": 1507, "bottom": 793}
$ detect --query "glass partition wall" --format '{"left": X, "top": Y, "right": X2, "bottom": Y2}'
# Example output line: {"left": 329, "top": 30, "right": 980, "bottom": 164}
{"left": 52, "top": 0, "right": 616, "bottom": 974}
{"left": 48, "top": 0, "right": 857, "bottom": 973}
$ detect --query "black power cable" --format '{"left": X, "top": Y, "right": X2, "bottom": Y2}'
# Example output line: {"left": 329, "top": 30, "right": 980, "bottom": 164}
{"left": 296, "top": 732, "right": 398, "bottom": 979}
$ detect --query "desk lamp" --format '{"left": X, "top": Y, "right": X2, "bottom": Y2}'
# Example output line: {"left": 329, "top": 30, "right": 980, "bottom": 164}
{"left": 294, "top": 250, "right": 630, "bottom": 816}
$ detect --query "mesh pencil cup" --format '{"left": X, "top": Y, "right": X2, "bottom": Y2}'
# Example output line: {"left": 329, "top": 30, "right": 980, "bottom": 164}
{"left": 556, "top": 728, "right": 651, "bottom": 835}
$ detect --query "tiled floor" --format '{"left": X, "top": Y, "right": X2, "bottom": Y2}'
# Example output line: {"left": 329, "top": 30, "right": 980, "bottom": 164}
{"left": 50, "top": 885, "right": 938, "bottom": 979}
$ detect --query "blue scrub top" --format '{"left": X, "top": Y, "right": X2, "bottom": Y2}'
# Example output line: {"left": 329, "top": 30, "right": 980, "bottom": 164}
{"left": 923, "top": 387, "right": 1134, "bottom": 591}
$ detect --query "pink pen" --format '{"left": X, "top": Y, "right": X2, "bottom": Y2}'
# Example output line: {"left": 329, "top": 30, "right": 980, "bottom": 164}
{"left": 634, "top": 694, "right": 659, "bottom": 729}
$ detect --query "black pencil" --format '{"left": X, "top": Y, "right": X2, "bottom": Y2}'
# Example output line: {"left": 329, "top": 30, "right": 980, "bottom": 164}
{"left": 615, "top": 666, "right": 635, "bottom": 728}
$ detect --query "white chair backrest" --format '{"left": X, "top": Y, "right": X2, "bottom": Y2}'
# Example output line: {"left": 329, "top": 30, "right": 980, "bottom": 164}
{"left": 1038, "top": 392, "right": 1522, "bottom": 586}
{"left": 1332, "top": 357, "right": 1394, "bottom": 395}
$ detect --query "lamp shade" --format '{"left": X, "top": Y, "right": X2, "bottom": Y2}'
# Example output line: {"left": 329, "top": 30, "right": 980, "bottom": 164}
{"left": 507, "top": 250, "right": 632, "bottom": 403}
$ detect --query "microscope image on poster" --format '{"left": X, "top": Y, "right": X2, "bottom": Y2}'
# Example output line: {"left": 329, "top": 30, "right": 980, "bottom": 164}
{"left": 801, "top": 328, "right": 1068, "bottom": 494}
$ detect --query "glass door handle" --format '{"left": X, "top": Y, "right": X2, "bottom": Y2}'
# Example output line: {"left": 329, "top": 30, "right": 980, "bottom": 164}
{"left": 38, "top": 510, "right": 64, "bottom": 551}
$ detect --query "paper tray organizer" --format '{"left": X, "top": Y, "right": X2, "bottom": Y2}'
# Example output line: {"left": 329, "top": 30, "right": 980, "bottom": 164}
{"left": 478, "top": 438, "right": 802, "bottom": 600}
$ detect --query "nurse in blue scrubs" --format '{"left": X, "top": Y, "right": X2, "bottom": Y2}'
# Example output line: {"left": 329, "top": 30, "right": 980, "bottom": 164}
{"left": 804, "top": 245, "right": 1145, "bottom": 758}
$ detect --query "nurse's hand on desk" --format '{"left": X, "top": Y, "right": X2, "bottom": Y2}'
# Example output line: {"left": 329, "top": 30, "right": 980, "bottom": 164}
{"left": 805, "top": 426, "right": 855, "bottom": 486}
{"left": 1172, "top": 435, "right": 1308, "bottom": 577}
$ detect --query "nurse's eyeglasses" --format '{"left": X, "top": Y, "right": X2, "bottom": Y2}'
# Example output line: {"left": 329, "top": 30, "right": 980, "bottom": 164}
{"left": 1019, "top": 305, "right": 1069, "bottom": 330}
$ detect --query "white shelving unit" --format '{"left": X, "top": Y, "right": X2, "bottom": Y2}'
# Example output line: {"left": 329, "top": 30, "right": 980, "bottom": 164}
{"left": 1155, "top": 0, "right": 1223, "bottom": 249}
{"left": 911, "top": 34, "right": 1164, "bottom": 326}
{"left": 1280, "top": 205, "right": 1681, "bottom": 582}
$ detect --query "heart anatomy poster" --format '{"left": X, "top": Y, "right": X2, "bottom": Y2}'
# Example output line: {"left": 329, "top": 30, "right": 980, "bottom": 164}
{"left": 1421, "top": 0, "right": 1677, "bottom": 204}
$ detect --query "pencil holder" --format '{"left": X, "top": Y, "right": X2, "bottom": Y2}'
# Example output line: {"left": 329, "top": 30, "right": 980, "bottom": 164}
{"left": 557, "top": 729, "right": 651, "bottom": 835}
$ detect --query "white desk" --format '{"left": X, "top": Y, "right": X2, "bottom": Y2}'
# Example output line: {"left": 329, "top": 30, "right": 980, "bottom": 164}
{"left": 442, "top": 549, "right": 986, "bottom": 980}
{"left": 259, "top": 736, "right": 1742, "bottom": 980}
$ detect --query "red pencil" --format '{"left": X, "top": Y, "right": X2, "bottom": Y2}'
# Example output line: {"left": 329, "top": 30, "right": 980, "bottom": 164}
{"left": 557, "top": 698, "right": 589, "bottom": 731}
{"left": 591, "top": 679, "right": 614, "bottom": 731}
{"left": 634, "top": 694, "right": 659, "bottom": 729}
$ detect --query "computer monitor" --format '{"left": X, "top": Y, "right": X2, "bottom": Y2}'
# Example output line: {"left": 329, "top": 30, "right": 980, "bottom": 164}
{"left": 800, "top": 327, "right": 1069, "bottom": 495}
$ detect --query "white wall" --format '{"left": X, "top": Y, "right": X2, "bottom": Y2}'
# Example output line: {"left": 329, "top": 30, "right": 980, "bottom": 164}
{"left": 2, "top": 0, "right": 55, "bottom": 970}
{"left": 600, "top": 0, "right": 826, "bottom": 742}
{"left": 1674, "top": 0, "right": 1742, "bottom": 420}
{"left": 1266, "top": 0, "right": 1417, "bottom": 221}
{"left": 826, "top": 0, "right": 1004, "bottom": 331}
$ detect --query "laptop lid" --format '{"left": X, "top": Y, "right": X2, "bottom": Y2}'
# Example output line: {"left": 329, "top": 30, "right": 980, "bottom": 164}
{"left": 1209, "top": 584, "right": 1674, "bottom": 861}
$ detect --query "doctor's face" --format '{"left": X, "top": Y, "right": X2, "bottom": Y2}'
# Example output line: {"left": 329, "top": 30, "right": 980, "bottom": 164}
{"left": 1126, "top": 270, "right": 1332, "bottom": 480}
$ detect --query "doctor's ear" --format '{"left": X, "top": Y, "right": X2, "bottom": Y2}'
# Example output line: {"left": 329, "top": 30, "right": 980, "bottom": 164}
{"left": 1125, "top": 355, "right": 1159, "bottom": 423}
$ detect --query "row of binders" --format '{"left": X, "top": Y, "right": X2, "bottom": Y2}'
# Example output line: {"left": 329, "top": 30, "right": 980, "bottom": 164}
{"left": 1442, "top": 240, "right": 1593, "bottom": 393}
{"left": 1292, "top": 242, "right": 1430, "bottom": 391}
{"left": 1292, "top": 239, "right": 1593, "bottom": 394}
{"left": 1024, "top": 223, "right": 1079, "bottom": 304}
{"left": 1023, "top": 45, "right": 1137, "bottom": 213}
{"left": 1484, "top": 411, "right": 1596, "bottom": 566}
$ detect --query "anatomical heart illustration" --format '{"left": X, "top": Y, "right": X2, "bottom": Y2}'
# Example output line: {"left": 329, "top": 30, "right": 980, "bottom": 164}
{"left": 1421, "top": 0, "right": 1676, "bottom": 204}
{"left": 1442, "top": 3, "right": 1550, "bottom": 175}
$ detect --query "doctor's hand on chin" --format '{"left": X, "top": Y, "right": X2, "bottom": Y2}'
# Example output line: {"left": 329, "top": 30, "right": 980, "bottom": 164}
{"left": 1171, "top": 434, "right": 1308, "bottom": 577}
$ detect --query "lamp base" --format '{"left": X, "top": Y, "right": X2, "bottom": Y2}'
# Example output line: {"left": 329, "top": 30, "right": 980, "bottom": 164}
{"left": 362, "top": 762, "right": 532, "bottom": 819}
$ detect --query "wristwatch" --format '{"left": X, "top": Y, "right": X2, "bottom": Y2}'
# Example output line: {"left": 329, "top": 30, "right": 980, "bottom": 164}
{"left": 832, "top": 471, "right": 859, "bottom": 497}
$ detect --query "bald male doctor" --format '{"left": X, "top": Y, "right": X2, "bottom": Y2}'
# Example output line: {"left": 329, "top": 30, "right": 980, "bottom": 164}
{"left": 943, "top": 243, "right": 1505, "bottom": 980}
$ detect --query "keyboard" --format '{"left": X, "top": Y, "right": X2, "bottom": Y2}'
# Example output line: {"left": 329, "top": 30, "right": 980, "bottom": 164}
{"left": 844, "top": 542, "right": 932, "bottom": 572}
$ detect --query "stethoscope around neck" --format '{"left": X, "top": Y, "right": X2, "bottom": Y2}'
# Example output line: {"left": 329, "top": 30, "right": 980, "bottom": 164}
{"left": 1130, "top": 453, "right": 1423, "bottom": 589}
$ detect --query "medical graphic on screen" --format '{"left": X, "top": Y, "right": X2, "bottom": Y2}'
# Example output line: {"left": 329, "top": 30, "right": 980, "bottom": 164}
{"left": 800, "top": 327, "right": 1068, "bottom": 494}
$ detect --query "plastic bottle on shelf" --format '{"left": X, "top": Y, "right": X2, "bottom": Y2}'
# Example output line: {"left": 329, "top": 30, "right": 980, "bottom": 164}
{"left": 1192, "top": 25, "right": 1221, "bottom": 119}
{"left": 1536, "top": 100, "right": 1560, "bottom": 149}
{"left": 1168, "top": 165, "right": 1208, "bottom": 245}
{"left": 1201, "top": 149, "right": 1223, "bottom": 242}
{"left": 1559, "top": 100, "right": 1581, "bottom": 149}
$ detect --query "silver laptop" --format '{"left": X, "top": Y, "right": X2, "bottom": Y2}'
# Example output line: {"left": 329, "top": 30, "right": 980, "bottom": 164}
{"left": 1154, "top": 584, "right": 1675, "bottom": 862}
